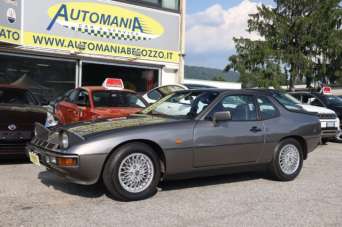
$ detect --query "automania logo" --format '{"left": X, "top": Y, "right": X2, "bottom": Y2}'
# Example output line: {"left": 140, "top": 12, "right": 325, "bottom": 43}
{"left": 46, "top": 2, "right": 164, "bottom": 41}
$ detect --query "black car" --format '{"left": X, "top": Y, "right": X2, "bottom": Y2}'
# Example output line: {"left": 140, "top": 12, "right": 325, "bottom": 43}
{"left": 290, "top": 91, "right": 342, "bottom": 128}
{"left": 0, "top": 85, "right": 58, "bottom": 158}
{"left": 183, "top": 84, "right": 216, "bottom": 89}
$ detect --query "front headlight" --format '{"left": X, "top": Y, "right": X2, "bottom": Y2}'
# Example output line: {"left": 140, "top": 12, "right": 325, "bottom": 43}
{"left": 60, "top": 132, "right": 69, "bottom": 149}
{"left": 45, "top": 112, "right": 58, "bottom": 128}
{"left": 33, "top": 127, "right": 38, "bottom": 137}
{"left": 337, "top": 117, "right": 341, "bottom": 130}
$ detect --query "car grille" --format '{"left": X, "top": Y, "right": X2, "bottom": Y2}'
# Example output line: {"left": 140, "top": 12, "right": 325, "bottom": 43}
{"left": 0, "top": 142, "right": 28, "bottom": 155}
{"left": 0, "top": 131, "right": 32, "bottom": 141}
{"left": 318, "top": 114, "right": 337, "bottom": 119}
{"left": 31, "top": 137, "right": 59, "bottom": 151}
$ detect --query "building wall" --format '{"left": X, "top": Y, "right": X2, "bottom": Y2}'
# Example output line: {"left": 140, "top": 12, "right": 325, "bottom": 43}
{"left": 0, "top": 0, "right": 185, "bottom": 88}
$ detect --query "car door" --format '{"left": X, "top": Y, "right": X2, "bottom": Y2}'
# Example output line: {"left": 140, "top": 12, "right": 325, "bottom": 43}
{"left": 193, "top": 94, "right": 265, "bottom": 167}
{"left": 75, "top": 89, "right": 92, "bottom": 122}
{"left": 56, "top": 89, "right": 81, "bottom": 124}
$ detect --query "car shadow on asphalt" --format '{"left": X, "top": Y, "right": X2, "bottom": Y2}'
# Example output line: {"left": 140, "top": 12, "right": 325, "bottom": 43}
{"left": 37, "top": 170, "right": 267, "bottom": 199}
{"left": 159, "top": 172, "right": 266, "bottom": 191}
{"left": 38, "top": 171, "right": 107, "bottom": 198}
{"left": 0, "top": 158, "right": 30, "bottom": 165}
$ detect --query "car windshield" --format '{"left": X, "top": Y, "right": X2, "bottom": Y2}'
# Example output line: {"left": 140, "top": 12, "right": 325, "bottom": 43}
{"left": 325, "top": 95, "right": 342, "bottom": 106}
{"left": 0, "top": 88, "right": 36, "bottom": 105}
{"left": 93, "top": 91, "right": 146, "bottom": 108}
{"left": 141, "top": 91, "right": 220, "bottom": 119}
{"left": 273, "top": 92, "right": 303, "bottom": 111}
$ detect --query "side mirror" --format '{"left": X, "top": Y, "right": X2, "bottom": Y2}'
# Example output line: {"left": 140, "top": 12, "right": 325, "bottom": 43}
{"left": 213, "top": 111, "right": 231, "bottom": 126}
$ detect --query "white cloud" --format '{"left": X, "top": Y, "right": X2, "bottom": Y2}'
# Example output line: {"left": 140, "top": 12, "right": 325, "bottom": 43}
{"left": 186, "top": 0, "right": 262, "bottom": 54}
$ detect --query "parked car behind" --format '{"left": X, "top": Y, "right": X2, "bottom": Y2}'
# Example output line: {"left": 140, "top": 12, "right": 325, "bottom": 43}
{"left": 143, "top": 84, "right": 187, "bottom": 104}
{"left": 182, "top": 84, "right": 216, "bottom": 89}
{"left": 55, "top": 79, "right": 147, "bottom": 125}
{"left": 0, "top": 85, "right": 58, "bottom": 158}
{"left": 290, "top": 89, "right": 342, "bottom": 141}
{"left": 27, "top": 89, "right": 321, "bottom": 201}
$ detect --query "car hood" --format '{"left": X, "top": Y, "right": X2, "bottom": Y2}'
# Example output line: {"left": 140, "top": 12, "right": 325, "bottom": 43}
{"left": 300, "top": 104, "right": 336, "bottom": 114}
{"left": 66, "top": 115, "right": 173, "bottom": 137}
{"left": 327, "top": 106, "right": 342, "bottom": 117}
{"left": 0, "top": 105, "right": 47, "bottom": 130}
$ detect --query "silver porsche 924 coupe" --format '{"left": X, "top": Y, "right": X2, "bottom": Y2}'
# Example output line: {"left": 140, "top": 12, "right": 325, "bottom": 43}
{"left": 27, "top": 89, "right": 321, "bottom": 201}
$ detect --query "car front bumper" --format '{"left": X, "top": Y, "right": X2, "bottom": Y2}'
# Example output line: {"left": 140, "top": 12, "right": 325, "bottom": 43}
{"left": 321, "top": 128, "right": 339, "bottom": 139}
{"left": 320, "top": 119, "right": 339, "bottom": 139}
{"left": 0, "top": 141, "right": 30, "bottom": 158}
{"left": 26, "top": 143, "right": 106, "bottom": 185}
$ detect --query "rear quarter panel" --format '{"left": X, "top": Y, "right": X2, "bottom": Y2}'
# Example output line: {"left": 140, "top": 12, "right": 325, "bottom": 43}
{"left": 260, "top": 108, "right": 321, "bottom": 163}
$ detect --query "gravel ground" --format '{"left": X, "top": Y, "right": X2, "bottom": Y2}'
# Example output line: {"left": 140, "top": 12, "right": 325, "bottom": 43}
{"left": 0, "top": 143, "right": 341, "bottom": 227}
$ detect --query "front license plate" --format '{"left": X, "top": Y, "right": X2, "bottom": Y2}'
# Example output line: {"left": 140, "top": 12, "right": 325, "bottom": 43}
{"left": 327, "top": 122, "right": 335, "bottom": 128}
{"left": 29, "top": 152, "right": 40, "bottom": 166}
{"left": 321, "top": 122, "right": 327, "bottom": 128}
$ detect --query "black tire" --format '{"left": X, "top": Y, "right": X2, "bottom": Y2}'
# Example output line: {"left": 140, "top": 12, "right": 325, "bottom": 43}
{"left": 269, "top": 138, "right": 304, "bottom": 181}
{"left": 321, "top": 138, "right": 329, "bottom": 145}
{"left": 102, "top": 142, "right": 161, "bottom": 201}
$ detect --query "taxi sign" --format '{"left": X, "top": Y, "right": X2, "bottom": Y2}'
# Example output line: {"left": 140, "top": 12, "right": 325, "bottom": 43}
{"left": 322, "top": 86, "right": 332, "bottom": 95}
{"left": 102, "top": 78, "right": 124, "bottom": 90}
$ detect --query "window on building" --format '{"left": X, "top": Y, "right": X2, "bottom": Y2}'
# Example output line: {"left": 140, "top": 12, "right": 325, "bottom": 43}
{"left": 82, "top": 63, "right": 159, "bottom": 93}
{"left": 126, "top": 0, "right": 180, "bottom": 11}
{"left": 0, "top": 54, "right": 76, "bottom": 103}
{"left": 161, "top": 0, "right": 179, "bottom": 10}
{"left": 142, "top": 0, "right": 159, "bottom": 4}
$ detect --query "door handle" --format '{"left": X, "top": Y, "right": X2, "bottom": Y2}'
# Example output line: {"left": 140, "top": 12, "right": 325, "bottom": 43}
{"left": 250, "top": 126, "right": 262, "bottom": 133}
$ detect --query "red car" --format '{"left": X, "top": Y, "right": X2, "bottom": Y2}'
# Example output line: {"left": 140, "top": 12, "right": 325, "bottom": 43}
{"left": 55, "top": 79, "right": 148, "bottom": 125}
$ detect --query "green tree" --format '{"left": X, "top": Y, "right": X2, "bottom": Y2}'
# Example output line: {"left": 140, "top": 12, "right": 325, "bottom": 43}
{"left": 226, "top": 0, "right": 342, "bottom": 89}
{"left": 213, "top": 75, "right": 226, "bottom": 81}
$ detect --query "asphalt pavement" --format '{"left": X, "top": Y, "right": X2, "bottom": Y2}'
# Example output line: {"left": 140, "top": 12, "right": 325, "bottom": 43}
{"left": 0, "top": 143, "right": 341, "bottom": 227}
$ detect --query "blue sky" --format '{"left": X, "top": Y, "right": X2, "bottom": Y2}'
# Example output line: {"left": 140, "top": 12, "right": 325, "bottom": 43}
{"left": 186, "top": 0, "right": 274, "bottom": 69}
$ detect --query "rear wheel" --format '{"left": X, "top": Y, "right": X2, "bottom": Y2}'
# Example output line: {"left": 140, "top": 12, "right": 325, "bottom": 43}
{"left": 269, "top": 139, "right": 303, "bottom": 181}
{"left": 103, "top": 142, "right": 161, "bottom": 201}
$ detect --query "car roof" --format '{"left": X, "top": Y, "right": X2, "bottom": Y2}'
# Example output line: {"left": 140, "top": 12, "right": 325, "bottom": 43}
{"left": 80, "top": 86, "right": 137, "bottom": 93}
{"left": 174, "top": 88, "right": 280, "bottom": 96}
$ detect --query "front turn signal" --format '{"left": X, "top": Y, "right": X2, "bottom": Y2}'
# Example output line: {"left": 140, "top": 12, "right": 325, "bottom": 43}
{"left": 56, "top": 157, "right": 78, "bottom": 167}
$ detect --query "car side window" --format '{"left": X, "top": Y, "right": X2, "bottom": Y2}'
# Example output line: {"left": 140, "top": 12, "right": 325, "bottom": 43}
{"left": 310, "top": 97, "right": 324, "bottom": 107}
{"left": 209, "top": 95, "right": 257, "bottom": 121}
{"left": 291, "top": 94, "right": 302, "bottom": 102}
{"left": 25, "top": 91, "right": 38, "bottom": 105}
{"left": 301, "top": 94, "right": 310, "bottom": 104}
{"left": 147, "top": 89, "right": 162, "bottom": 101}
{"left": 75, "top": 90, "right": 90, "bottom": 106}
{"left": 67, "top": 90, "right": 80, "bottom": 103}
{"left": 127, "top": 94, "right": 147, "bottom": 108}
{"left": 257, "top": 96, "right": 279, "bottom": 120}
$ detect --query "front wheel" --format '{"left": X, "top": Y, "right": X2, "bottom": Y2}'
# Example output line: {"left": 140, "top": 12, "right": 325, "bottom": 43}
{"left": 269, "top": 139, "right": 303, "bottom": 181}
{"left": 103, "top": 142, "right": 161, "bottom": 201}
{"left": 321, "top": 138, "right": 329, "bottom": 145}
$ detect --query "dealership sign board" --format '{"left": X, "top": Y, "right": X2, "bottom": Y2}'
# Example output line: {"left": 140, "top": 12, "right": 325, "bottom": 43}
{"left": 0, "top": 0, "right": 180, "bottom": 63}
{"left": 0, "top": 0, "right": 21, "bottom": 45}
